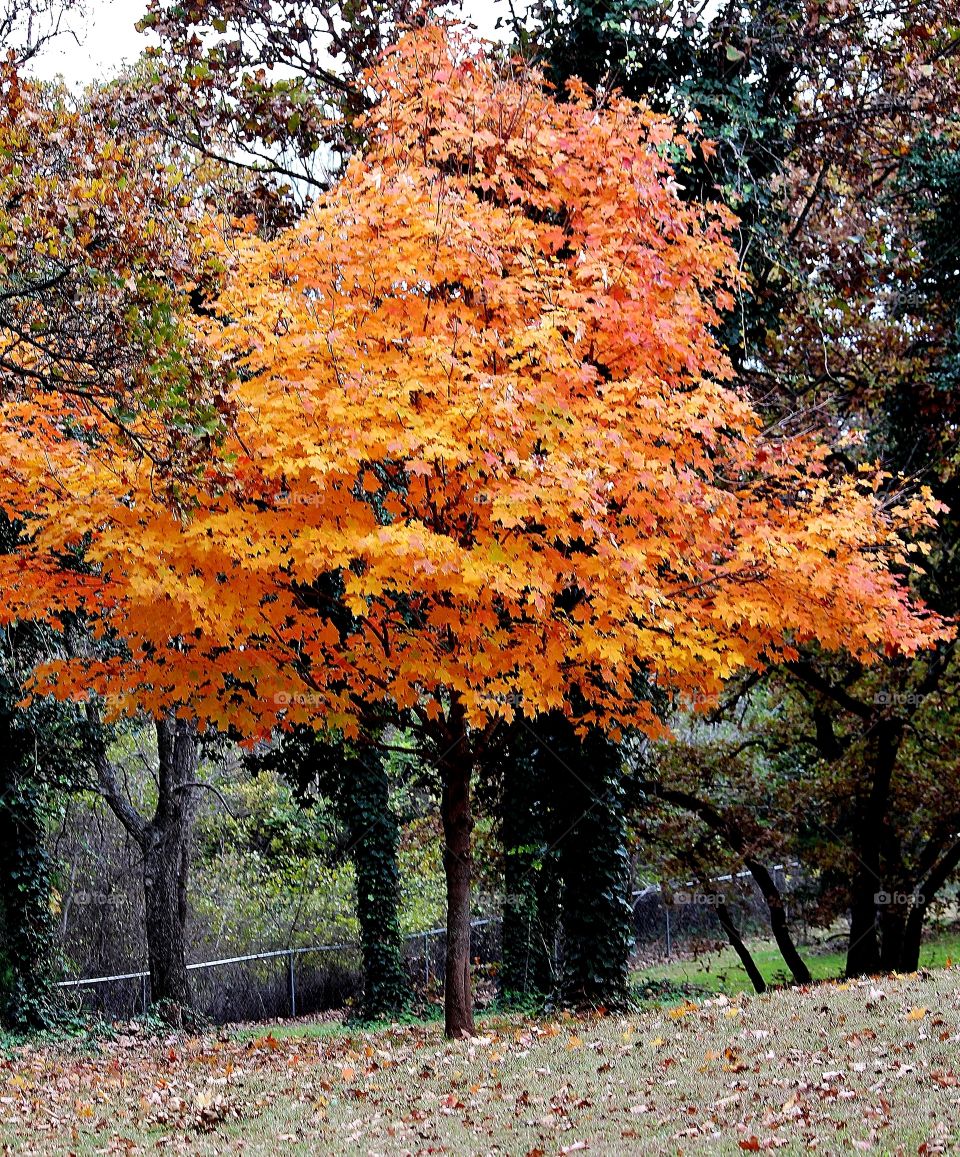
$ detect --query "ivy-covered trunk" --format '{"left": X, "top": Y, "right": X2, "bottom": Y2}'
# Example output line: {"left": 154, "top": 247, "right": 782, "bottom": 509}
{"left": 498, "top": 713, "right": 634, "bottom": 1010}
{"left": 248, "top": 724, "right": 411, "bottom": 1021}
{"left": 500, "top": 730, "right": 560, "bottom": 1002}
{"left": 438, "top": 695, "right": 475, "bottom": 1038}
{"left": 341, "top": 751, "right": 409, "bottom": 1019}
{"left": 555, "top": 723, "right": 633, "bottom": 1008}
{"left": 0, "top": 769, "right": 57, "bottom": 1030}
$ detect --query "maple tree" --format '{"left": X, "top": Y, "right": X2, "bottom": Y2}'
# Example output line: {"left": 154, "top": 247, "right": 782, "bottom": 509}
{"left": 0, "top": 27, "right": 948, "bottom": 1035}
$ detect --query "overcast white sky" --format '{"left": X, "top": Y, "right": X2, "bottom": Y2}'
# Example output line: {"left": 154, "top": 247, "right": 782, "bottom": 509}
{"left": 26, "top": 0, "right": 513, "bottom": 86}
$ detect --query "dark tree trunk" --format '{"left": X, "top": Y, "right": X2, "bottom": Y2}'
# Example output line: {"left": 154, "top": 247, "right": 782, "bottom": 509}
{"left": 898, "top": 837, "right": 960, "bottom": 972}
{"left": 845, "top": 719, "right": 903, "bottom": 978}
{"left": 552, "top": 718, "right": 633, "bottom": 1008}
{"left": 342, "top": 752, "right": 410, "bottom": 1019}
{"left": 500, "top": 728, "right": 559, "bottom": 1001}
{"left": 142, "top": 824, "right": 192, "bottom": 1015}
{"left": 878, "top": 906, "right": 906, "bottom": 973}
{"left": 900, "top": 903, "right": 927, "bottom": 972}
{"left": 639, "top": 780, "right": 811, "bottom": 986}
{"left": 90, "top": 708, "right": 201, "bottom": 1025}
{"left": 0, "top": 771, "right": 57, "bottom": 1029}
{"left": 142, "top": 716, "right": 200, "bottom": 1022}
{"left": 715, "top": 901, "right": 766, "bottom": 993}
{"left": 743, "top": 857, "right": 812, "bottom": 984}
{"left": 439, "top": 697, "right": 475, "bottom": 1038}
{"left": 846, "top": 889, "right": 882, "bottom": 976}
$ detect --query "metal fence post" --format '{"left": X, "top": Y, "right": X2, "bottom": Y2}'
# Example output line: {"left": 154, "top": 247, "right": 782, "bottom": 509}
{"left": 665, "top": 905, "right": 672, "bottom": 958}
{"left": 287, "top": 950, "right": 297, "bottom": 1018}
{"left": 142, "top": 973, "right": 149, "bottom": 1014}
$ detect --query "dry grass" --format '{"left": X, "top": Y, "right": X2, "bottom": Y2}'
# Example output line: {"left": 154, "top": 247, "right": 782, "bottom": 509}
{"left": 3, "top": 968, "right": 960, "bottom": 1154}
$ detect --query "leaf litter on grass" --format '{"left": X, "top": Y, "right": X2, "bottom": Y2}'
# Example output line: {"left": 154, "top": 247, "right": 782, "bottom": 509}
{"left": 2, "top": 969, "right": 960, "bottom": 1155}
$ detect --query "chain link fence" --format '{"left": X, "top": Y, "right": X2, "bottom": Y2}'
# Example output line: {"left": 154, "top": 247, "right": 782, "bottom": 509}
{"left": 57, "top": 867, "right": 806, "bottom": 1023}
{"left": 57, "top": 919, "right": 502, "bottom": 1024}
{"left": 632, "top": 863, "right": 806, "bottom": 963}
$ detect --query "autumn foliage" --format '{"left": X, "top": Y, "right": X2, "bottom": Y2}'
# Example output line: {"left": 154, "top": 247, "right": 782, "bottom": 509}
{"left": 0, "top": 27, "right": 944, "bottom": 731}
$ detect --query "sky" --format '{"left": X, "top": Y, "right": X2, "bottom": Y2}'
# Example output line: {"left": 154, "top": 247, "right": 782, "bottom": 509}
{"left": 25, "top": 0, "right": 513, "bottom": 86}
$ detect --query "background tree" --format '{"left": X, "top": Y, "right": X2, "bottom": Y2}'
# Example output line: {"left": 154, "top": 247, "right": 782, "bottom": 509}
{"left": 137, "top": 0, "right": 423, "bottom": 196}
{"left": 0, "top": 515, "right": 95, "bottom": 1030}
{"left": 523, "top": 0, "right": 960, "bottom": 974}
{"left": 0, "top": 65, "right": 238, "bottom": 1023}
{"left": 3, "top": 0, "right": 79, "bottom": 67}
{"left": 81, "top": 709, "right": 203, "bottom": 1023}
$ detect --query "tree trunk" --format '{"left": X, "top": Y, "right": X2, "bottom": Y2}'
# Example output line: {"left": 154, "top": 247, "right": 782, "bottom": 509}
{"left": 900, "top": 902, "right": 927, "bottom": 972}
{"left": 845, "top": 719, "right": 902, "bottom": 978}
{"left": 0, "top": 631, "right": 60, "bottom": 1031}
{"left": 143, "top": 825, "right": 192, "bottom": 1016}
{"left": 715, "top": 901, "right": 766, "bottom": 993}
{"left": 556, "top": 722, "right": 633, "bottom": 1008}
{"left": 439, "top": 698, "right": 475, "bottom": 1038}
{"left": 342, "top": 752, "right": 410, "bottom": 1019}
{"left": 500, "top": 726, "right": 559, "bottom": 1001}
{"left": 638, "top": 781, "right": 811, "bottom": 987}
{"left": 845, "top": 888, "right": 882, "bottom": 976}
{"left": 878, "top": 905, "right": 906, "bottom": 973}
{"left": 0, "top": 771, "right": 57, "bottom": 1029}
{"left": 90, "top": 709, "right": 200, "bottom": 1025}
{"left": 898, "top": 836, "right": 960, "bottom": 972}
{"left": 744, "top": 857, "right": 812, "bottom": 984}
{"left": 142, "top": 716, "right": 200, "bottom": 1023}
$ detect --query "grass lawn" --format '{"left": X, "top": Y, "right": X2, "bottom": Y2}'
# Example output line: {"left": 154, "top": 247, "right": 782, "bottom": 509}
{"left": 634, "top": 929, "right": 960, "bottom": 998}
{"left": 3, "top": 968, "right": 960, "bottom": 1154}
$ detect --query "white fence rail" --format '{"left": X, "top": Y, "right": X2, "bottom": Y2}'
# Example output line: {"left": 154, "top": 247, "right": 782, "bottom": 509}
{"left": 57, "top": 920, "right": 496, "bottom": 1018}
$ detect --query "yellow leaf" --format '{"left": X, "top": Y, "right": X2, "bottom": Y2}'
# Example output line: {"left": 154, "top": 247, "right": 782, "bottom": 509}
{"left": 906, "top": 1007, "right": 928, "bottom": 1021}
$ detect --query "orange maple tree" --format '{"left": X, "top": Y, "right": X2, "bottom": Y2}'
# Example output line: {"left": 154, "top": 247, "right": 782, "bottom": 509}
{"left": 0, "top": 27, "right": 947, "bottom": 1035}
